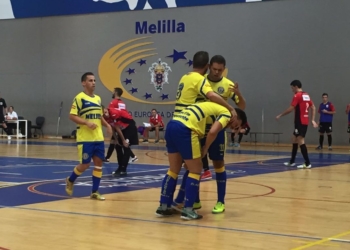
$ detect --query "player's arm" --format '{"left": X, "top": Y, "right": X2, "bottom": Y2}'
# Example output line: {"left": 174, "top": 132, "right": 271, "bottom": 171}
{"left": 346, "top": 104, "right": 350, "bottom": 114}
{"left": 198, "top": 79, "right": 237, "bottom": 118}
{"left": 202, "top": 121, "right": 224, "bottom": 157}
{"left": 202, "top": 113, "right": 231, "bottom": 157}
{"left": 101, "top": 116, "right": 112, "bottom": 135}
{"left": 230, "top": 83, "right": 246, "bottom": 110}
{"left": 276, "top": 106, "right": 294, "bottom": 120}
{"left": 325, "top": 103, "right": 336, "bottom": 114}
{"left": 114, "top": 125, "right": 129, "bottom": 147}
{"left": 309, "top": 102, "right": 317, "bottom": 127}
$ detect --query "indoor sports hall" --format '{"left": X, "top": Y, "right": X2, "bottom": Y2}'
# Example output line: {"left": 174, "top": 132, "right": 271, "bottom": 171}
{"left": 1, "top": 0, "right": 350, "bottom": 249}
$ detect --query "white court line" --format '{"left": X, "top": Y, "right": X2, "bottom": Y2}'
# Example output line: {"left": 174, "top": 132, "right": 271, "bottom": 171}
{"left": 330, "top": 238, "right": 350, "bottom": 243}
{"left": 14, "top": 168, "right": 169, "bottom": 186}
{"left": 0, "top": 172, "right": 22, "bottom": 175}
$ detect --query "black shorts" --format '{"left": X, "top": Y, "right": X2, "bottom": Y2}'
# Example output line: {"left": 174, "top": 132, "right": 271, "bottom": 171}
{"left": 118, "top": 120, "right": 139, "bottom": 146}
{"left": 149, "top": 127, "right": 164, "bottom": 132}
{"left": 0, "top": 116, "right": 4, "bottom": 124}
{"left": 293, "top": 124, "right": 308, "bottom": 138}
{"left": 319, "top": 122, "right": 332, "bottom": 133}
{"left": 347, "top": 125, "right": 350, "bottom": 133}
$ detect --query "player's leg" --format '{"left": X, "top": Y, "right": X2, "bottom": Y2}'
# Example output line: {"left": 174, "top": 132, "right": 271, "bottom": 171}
{"left": 284, "top": 126, "right": 299, "bottom": 167}
{"left": 154, "top": 127, "right": 160, "bottom": 143}
{"left": 326, "top": 123, "right": 332, "bottom": 150}
{"left": 316, "top": 123, "right": 325, "bottom": 150}
{"left": 65, "top": 143, "right": 92, "bottom": 196}
{"left": 229, "top": 132, "right": 235, "bottom": 146}
{"left": 348, "top": 125, "right": 350, "bottom": 150}
{"left": 181, "top": 131, "right": 203, "bottom": 220}
{"left": 128, "top": 149, "right": 138, "bottom": 163}
{"left": 172, "top": 162, "right": 188, "bottom": 210}
{"left": 208, "top": 130, "right": 226, "bottom": 214}
{"left": 200, "top": 136, "right": 212, "bottom": 180}
{"left": 142, "top": 127, "right": 152, "bottom": 143}
{"left": 237, "top": 133, "right": 243, "bottom": 146}
{"left": 156, "top": 121, "right": 181, "bottom": 216}
{"left": 296, "top": 125, "right": 311, "bottom": 169}
{"left": 104, "top": 135, "right": 116, "bottom": 162}
{"left": 90, "top": 142, "right": 106, "bottom": 200}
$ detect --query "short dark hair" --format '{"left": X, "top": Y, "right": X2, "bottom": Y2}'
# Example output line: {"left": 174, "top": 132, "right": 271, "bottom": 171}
{"left": 151, "top": 109, "right": 157, "bottom": 112}
{"left": 9, "top": 106, "right": 14, "bottom": 110}
{"left": 322, "top": 93, "right": 328, "bottom": 97}
{"left": 235, "top": 108, "right": 247, "bottom": 126}
{"left": 290, "top": 80, "right": 302, "bottom": 88}
{"left": 193, "top": 51, "right": 209, "bottom": 69}
{"left": 210, "top": 55, "right": 226, "bottom": 66}
{"left": 81, "top": 72, "right": 94, "bottom": 82}
{"left": 114, "top": 87, "right": 123, "bottom": 97}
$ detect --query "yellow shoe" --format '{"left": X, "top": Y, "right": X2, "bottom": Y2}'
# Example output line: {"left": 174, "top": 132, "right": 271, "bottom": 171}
{"left": 90, "top": 192, "right": 105, "bottom": 201}
{"left": 212, "top": 202, "right": 225, "bottom": 214}
{"left": 193, "top": 202, "right": 202, "bottom": 210}
{"left": 65, "top": 177, "right": 74, "bottom": 196}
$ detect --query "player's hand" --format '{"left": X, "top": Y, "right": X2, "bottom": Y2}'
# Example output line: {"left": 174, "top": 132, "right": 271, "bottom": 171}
{"left": 276, "top": 115, "right": 281, "bottom": 120}
{"left": 86, "top": 122, "right": 97, "bottom": 130}
{"left": 123, "top": 140, "right": 129, "bottom": 148}
{"left": 312, "top": 120, "right": 318, "bottom": 128}
{"left": 230, "top": 109, "right": 238, "bottom": 122}
{"left": 240, "top": 129, "right": 246, "bottom": 133}
{"left": 322, "top": 109, "right": 327, "bottom": 113}
{"left": 231, "top": 82, "right": 241, "bottom": 95}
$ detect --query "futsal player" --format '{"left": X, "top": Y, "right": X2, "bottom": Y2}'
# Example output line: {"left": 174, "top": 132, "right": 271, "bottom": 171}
{"left": 65, "top": 72, "right": 112, "bottom": 200}
{"left": 173, "top": 55, "right": 246, "bottom": 214}
{"left": 106, "top": 88, "right": 138, "bottom": 164}
{"left": 105, "top": 107, "right": 139, "bottom": 177}
{"left": 230, "top": 121, "right": 251, "bottom": 147}
{"left": 276, "top": 80, "right": 317, "bottom": 169}
{"left": 316, "top": 93, "right": 336, "bottom": 150}
{"left": 155, "top": 102, "right": 247, "bottom": 220}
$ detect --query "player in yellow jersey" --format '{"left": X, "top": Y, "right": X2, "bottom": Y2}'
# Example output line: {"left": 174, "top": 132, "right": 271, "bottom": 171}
{"left": 174, "top": 51, "right": 238, "bottom": 119}
{"left": 65, "top": 72, "right": 112, "bottom": 200}
{"left": 156, "top": 102, "right": 247, "bottom": 220}
{"left": 173, "top": 55, "right": 247, "bottom": 214}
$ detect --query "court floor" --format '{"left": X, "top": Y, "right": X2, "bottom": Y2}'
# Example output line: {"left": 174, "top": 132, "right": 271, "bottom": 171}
{"left": 0, "top": 139, "right": 350, "bottom": 250}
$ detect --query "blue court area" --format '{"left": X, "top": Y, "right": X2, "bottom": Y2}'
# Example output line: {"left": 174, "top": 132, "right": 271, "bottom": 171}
{"left": 0, "top": 140, "right": 349, "bottom": 207}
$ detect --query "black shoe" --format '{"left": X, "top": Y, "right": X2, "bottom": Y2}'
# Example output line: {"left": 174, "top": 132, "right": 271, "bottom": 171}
{"left": 155, "top": 207, "right": 173, "bottom": 217}
{"left": 112, "top": 169, "right": 127, "bottom": 177}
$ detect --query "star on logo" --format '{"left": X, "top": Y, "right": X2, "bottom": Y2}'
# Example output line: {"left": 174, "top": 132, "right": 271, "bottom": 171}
{"left": 126, "top": 68, "right": 135, "bottom": 75}
{"left": 160, "top": 94, "right": 169, "bottom": 100}
{"left": 129, "top": 87, "right": 138, "bottom": 94}
{"left": 144, "top": 93, "right": 152, "bottom": 99}
{"left": 137, "top": 59, "right": 147, "bottom": 66}
{"left": 123, "top": 78, "right": 132, "bottom": 85}
{"left": 186, "top": 60, "right": 193, "bottom": 67}
{"left": 167, "top": 49, "right": 187, "bottom": 63}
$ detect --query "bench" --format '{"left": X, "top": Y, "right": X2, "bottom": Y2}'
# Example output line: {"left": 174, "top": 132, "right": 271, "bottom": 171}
{"left": 249, "top": 132, "right": 283, "bottom": 145}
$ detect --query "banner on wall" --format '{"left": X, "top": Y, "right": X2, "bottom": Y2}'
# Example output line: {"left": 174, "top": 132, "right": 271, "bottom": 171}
{"left": 0, "top": 0, "right": 266, "bottom": 20}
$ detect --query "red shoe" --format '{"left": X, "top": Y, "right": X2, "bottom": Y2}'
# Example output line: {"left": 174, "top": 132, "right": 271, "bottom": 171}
{"left": 201, "top": 170, "right": 212, "bottom": 180}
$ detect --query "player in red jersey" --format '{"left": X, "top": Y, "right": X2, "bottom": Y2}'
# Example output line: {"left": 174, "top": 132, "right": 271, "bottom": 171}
{"left": 230, "top": 121, "right": 250, "bottom": 147}
{"left": 142, "top": 109, "right": 164, "bottom": 143}
{"left": 105, "top": 88, "right": 138, "bottom": 164}
{"left": 103, "top": 106, "right": 139, "bottom": 177}
{"left": 276, "top": 80, "right": 317, "bottom": 169}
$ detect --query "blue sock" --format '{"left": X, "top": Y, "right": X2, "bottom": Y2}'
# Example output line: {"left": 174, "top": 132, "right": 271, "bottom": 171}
{"left": 160, "top": 170, "right": 178, "bottom": 207}
{"left": 174, "top": 170, "right": 188, "bottom": 204}
{"left": 92, "top": 168, "right": 102, "bottom": 193}
{"left": 215, "top": 167, "right": 227, "bottom": 203}
{"left": 195, "top": 182, "right": 200, "bottom": 203}
{"left": 184, "top": 173, "right": 200, "bottom": 209}
{"left": 69, "top": 167, "right": 82, "bottom": 183}
{"left": 167, "top": 177, "right": 178, "bottom": 207}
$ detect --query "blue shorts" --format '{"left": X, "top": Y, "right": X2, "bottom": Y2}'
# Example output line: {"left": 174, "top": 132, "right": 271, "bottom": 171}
{"left": 77, "top": 141, "right": 105, "bottom": 164}
{"left": 165, "top": 120, "right": 201, "bottom": 160}
{"left": 200, "top": 129, "right": 226, "bottom": 161}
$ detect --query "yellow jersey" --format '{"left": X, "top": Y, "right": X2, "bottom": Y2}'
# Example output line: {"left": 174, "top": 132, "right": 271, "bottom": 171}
{"left": 70, "top": 92, "right": 104, "bottom": 143}
{"left": 174, "top": 72, "right": 213, "bottom": 115}
{"left": 196, "top": 75, "right": 240, "bottom": 104}
{"left": 173, "top": 102, "right": 232, "bottom": 138}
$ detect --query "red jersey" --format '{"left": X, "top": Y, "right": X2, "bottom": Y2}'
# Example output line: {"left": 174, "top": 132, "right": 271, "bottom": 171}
{"left": 291, "top": 92, "right": 313, "bottom": 125}
{"left": 149, "top": 114, "right": 164, "bottom": 127}
{"left": 108, "top": 98, "right": 126, "bottom": 110}
{"left": 108, "top": 108, "right": 133, "bottom": 130}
